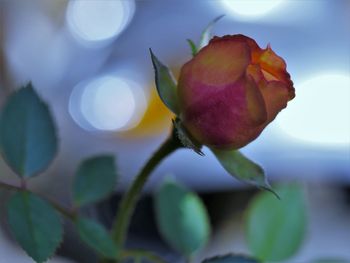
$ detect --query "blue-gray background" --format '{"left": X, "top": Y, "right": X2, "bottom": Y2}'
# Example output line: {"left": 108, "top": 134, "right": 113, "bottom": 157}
{"left": 0, "top": 0, "right": 349, "bottom": 262}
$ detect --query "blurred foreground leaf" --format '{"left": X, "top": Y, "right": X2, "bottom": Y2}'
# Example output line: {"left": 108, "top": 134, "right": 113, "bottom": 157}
{"left": 211, "top": 149, "right": 277, "bottom": 196}
{"left": 73, "top": 155, "right": 117, "bottom": 206}
{"left": 0, "top": 83, "right": 58, "bottom": 177}
{"left": 154, "top": 179, "right": 210, "bottom": 257}
{"left": 203, "top": 254, "right": 260, "bottom": 263}
{"left": 245, "top": 184, "right": 306, "bottom": 262}
{"left": 150, "top": 49, "right": 180, "bottom": 115}
{"left": 76, "top": 217, "right": 118, "bottom": 259}
{"left": 7, "top": 192, "right": 63, "bottom": 263}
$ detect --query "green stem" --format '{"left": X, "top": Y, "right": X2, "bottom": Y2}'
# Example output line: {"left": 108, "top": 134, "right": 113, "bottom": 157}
{"left": 0, "top": 180, "right": 76, "bottom": 219}
{"left": 111, "top": 128, "right": 182, "bottom": 252}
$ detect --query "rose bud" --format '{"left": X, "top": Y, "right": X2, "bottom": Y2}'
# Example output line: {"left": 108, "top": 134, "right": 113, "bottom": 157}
{"left": 178, "top": 34, "right": 295, "bottom": 150}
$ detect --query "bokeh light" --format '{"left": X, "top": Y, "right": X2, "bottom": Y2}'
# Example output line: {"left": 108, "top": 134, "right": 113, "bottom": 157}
{"left": 69, "top": 75, "right": 146, "bottom": 132}
{"left": 4, "top": 6, "right": 68, "bottom": 88}
{"left": 220, "top": 0, "right": 285, "bottom": 18}
{"left": 277, "top": 73, "right": 350, "bottom": 145}
{"left": 127, "top": 87, "right": 173, "bottom": 137}
{"left": 66, "top": 0, "right": 135, "bottom": 45}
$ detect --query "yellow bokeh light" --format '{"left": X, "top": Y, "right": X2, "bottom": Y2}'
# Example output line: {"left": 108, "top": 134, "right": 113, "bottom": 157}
{"left": 122, "top": 86, "right": 174, "bottom": 137}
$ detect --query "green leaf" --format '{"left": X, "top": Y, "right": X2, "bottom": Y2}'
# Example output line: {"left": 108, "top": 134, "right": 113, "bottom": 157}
{"left": 154, "top": 179, "right": 210, "bottom": 257}
{"left": 173, "top": 118, "right": 204, "bottom": 156}
{"left": 76, "top": 217, "right": 118, "bottom": 259}
{"left": 7, "top": 192, "right": 63, "bottom": 263}
{"left": 187, "top": 39, "right": 198, "bottom": 57}
{"left": 198, "top": 15, "right": 225, "bottom": 50}
{"left": 0, "top": 83, "right": 58, "bottom": 177}
{"left": 203, "top": 254, "right": 260, "bottom": 263}
{"left": 73, "top": 155, "right": 117, "bottom": 206}
{"left": 245, "top": 184, "right": 306, "bottom": 262}
{"left": 149, "top": 49, "right": 180, "bottom": 115}
{"left": 211, "top": 149, "right": 278, "bottom": 197}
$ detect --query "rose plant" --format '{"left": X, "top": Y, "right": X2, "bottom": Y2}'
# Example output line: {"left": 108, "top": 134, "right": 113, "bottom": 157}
{"left": 0, "top": 17, "right": 304, "bottom": 263}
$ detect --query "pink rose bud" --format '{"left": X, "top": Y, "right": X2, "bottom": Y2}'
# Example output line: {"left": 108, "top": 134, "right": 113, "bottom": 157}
{"left": 178, "top": 34, "right": 295, "bottom": 150}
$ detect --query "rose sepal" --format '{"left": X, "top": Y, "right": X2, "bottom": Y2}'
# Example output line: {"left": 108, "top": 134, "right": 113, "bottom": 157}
{"left": 186, "top": 39, "right": 198, "bottom": 57}
{"left": 198, "top": 15, "right": 225, "bottom": 50}
{"left": 149, "top": 48, "right": 180, "bottom": 115}
{"left": 173, "top": 118, "right": 204, "bottom": 156}
{"left": 186, "top": 15, "right": 224, "bottom": 57}
{"left": 211, "top": 148, "right": 279, "bottom": 198}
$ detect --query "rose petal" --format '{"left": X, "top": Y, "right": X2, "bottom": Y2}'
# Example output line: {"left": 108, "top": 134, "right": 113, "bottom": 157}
{"left": 222, "top": 35, "right": 294, "bottom": 89}
{"left": 258, "top": 45, "right": 293, "bottom": 86}
{"left": 245, "top": 74, "right": 268, "bottom": 125}
{"left": 247, "top": 63, "right": 295, "bottom": 102}
{"left": 186, "top": 36, "right": 251, "bottom": 86}
{"left": 214, "top": 35, "right": 264, "bottom": 63}
{"left": 260, "top": 80, "right": 291, "bottom": 122}
{"left": 182, "top": 75, "right": 267, "bottom": 149}
{"left": 247, "top": 64, "right": 265, "bottom": 83}
{"left": 178, "top": 36, "right": 252, "bottom": 112}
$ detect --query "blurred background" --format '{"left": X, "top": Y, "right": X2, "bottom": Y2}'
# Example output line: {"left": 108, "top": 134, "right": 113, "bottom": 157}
{"left": 0, "top": 0, "right": 349, "bottom": 262}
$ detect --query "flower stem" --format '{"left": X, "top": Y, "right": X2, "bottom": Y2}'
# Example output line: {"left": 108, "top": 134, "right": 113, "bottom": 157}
{"left": 111, "top": 127, "right": 183, "bottom": 252}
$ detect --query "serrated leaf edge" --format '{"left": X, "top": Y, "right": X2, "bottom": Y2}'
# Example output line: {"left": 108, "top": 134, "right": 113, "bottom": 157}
{"left": 0, "top": 82, "right": 58, "bottom": 178}
{"left": 7, "top": 192, "right": 64, "bottom": 263}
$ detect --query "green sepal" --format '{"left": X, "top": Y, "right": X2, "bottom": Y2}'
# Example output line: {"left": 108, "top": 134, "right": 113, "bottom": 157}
{"left": 198, "top": 15, "right": 225, "bottom": 50}
{"left": 173, "top": 118, "right": 204, "bottom": 156}
{"left": 211, "top": 149, "right": 278, "bottom": 198}
{"left": 187, "top": 39, "right": 198, "bottom": 57}
{"left": 149, "top": 49, "right": 180, "bottom": 115}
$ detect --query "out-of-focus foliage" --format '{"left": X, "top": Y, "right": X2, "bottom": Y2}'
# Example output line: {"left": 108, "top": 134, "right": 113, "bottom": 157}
{"left": 73, "top": 155, "right": 117, "bottom": 207}
{"left": 154, "top": 179, "right": 210, "bottom": 257}
{"left": 202, "top": 254, "right": 260, "bottom": 263}
{"left": 245, "top": 184, "right": 306, "bottom": 261}
{"left": 75, "top": 217, "right": 118, "bottom": 260}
